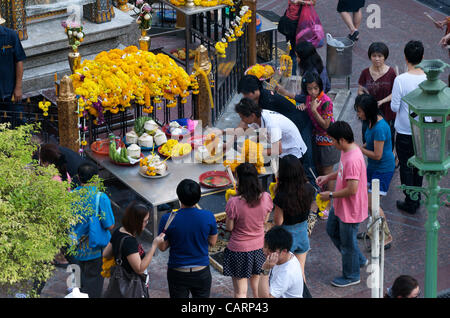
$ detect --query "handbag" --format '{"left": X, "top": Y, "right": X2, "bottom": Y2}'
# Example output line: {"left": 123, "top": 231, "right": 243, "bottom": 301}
{"left": 277, "top": 13, "right": 299, "bottom": 40}
{"left": 103, "top": 235, "right": 149, "bottom": 298}
{"left": 88, "top": 192, "right": 111, "bottom": 249}
{"left": 295, "top": 5, "right": 325, "bottom": 48}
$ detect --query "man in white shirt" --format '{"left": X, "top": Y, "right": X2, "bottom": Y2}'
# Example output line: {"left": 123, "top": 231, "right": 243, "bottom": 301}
{"left": 390, "top": 40, "right": 427, "bottom": 214}
{"left": 258, "top": 226, "right": 304, "bottom": 298}
{"left": 234, "top": 98, "right": 307, "bottom": 160}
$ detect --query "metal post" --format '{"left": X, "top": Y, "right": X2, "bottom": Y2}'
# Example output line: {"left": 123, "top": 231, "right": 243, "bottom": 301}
{"left": 370, "top": 178, "right": 380, "bottom": 298}
{"left": 243, "top": 0, "right": 257, "bottom": 66}
{"left": 379, "top": 217, "right": 385, "bottom": 298}
{"left": 424, "top": 173, "right": 440, "bottom": 298}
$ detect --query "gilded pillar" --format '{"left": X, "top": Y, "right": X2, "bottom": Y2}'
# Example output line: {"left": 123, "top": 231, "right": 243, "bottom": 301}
{"left": 194, "top": 45, "right": 213, "bottom": 128}
{"left": 57, "top": 76, "right": 79, "bottom": 153}
{"left": 0, "top": 0, "right": 28, "bottom": 40}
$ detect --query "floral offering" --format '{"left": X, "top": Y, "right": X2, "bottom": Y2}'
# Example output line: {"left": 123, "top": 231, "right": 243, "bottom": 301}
{"left": 134, "top": 0, "right": 153, "bottom": 30}
{"left": 62, "top": 21, "right": 84, "bottom": 50}
{"left": 71, "top": 46, "right": 192, "bottom": 125}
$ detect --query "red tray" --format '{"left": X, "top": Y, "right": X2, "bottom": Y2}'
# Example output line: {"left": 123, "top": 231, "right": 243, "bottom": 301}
{"left": 110, "top": 153, "right": 144, "bottom": 166}
{"left": 91, "top": 138, "right": 125, "bottom": 156}
{"left": 199, "top": 171, "right": 232, "bottom": 189}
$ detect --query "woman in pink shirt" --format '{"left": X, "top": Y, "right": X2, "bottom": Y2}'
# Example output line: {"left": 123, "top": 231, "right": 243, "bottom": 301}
{"left": 223, "top": 163, "right": 273, "bottom": 298}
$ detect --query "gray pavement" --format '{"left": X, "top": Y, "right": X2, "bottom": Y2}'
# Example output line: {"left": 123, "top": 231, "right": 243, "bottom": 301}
{"left": 11, "top": 0, "right": 450, "bottom": 298}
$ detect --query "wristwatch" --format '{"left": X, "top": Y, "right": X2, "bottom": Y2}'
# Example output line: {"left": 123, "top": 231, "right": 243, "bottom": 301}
{"left": 261, "top": 268, "right": 271, "bottom": 276}
{"left": 330, "top": 192, "right": 333, "bottom": 199}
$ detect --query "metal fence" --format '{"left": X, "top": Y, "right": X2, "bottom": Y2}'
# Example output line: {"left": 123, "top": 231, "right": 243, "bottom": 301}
{"left": 0, "top": 98, "right": 59, "bottom": 142}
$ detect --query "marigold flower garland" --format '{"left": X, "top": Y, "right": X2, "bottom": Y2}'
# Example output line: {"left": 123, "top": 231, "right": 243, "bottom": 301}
{"left": 71, "top": 46, "right": 192, "bottom": 124}
{"left": 215, "top": 6, "right": 252, "bottom": 58}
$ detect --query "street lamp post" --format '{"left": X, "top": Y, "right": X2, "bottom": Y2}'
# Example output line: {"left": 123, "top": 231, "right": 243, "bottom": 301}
{"left": 400, "top": 59, "right": 450, "bottom": 298}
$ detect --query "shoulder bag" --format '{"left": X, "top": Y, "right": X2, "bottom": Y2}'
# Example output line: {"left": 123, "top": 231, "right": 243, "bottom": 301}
{"left": 88, "top": 192, "right": 111, "bottom": 249}
{"left": 103, "top": 235, "right": 149, "bottom": 298}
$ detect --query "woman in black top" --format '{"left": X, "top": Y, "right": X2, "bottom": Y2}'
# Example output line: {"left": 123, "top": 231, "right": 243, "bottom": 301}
{"left": 103, "top": 202, "right": 165, "bottom": 295}
{"left": 273, "top": 155, "right": 315, "bottom": 278}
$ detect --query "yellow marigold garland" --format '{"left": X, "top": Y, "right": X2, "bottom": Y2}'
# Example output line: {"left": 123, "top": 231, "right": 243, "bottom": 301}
{"left": 316, "top": 193, "right": 330, "bottom": 218}
{"left": 71, "top": 46, "right": 191, "bottom": 124}
{"left": 280, "top": 54, "right": 293, "bottom": 78}
{"left": 214, "top": 6, "right": 252, "bottom": 59}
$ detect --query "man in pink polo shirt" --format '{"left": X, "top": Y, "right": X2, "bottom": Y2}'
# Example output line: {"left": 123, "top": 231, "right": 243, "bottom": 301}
{"left": 318, "top": 121, "right": 368, "bottom": 288}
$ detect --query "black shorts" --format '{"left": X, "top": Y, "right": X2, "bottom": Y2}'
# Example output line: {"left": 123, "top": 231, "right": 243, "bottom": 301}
{"left": 337, "top": 0, "right": 365, "bottom": 12}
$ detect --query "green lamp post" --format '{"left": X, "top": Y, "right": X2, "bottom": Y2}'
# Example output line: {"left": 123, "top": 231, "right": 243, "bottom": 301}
{"left": 401, "top": 59, "right": 450, "bottom": 298}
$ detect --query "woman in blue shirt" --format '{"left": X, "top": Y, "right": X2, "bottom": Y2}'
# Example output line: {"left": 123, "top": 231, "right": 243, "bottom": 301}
{"left": 354, "top": 94, "right": 395, "bottom": 249}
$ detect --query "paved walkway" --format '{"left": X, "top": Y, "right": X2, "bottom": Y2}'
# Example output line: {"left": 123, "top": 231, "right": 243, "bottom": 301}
{"left": 34, "top": 0, "right": 450, "bottom": 298}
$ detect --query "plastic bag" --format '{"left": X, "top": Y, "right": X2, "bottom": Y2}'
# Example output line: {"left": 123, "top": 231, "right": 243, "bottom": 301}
{"left": 295, "top": 5, "right": 325, "bottom": 48}
{"left": 326, "top": 33, "right": 345, "bottom": 48}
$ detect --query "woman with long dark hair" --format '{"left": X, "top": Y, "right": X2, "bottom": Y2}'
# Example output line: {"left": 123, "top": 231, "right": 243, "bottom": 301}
{"left": 354, "top": 94, "right": 395, "bottom": 250}
{"left": 103, "top": 201, "right": 165, "bottom": 297}
{"left": 223, "top": 163, "right": 273, "bottom": 298}
{"left": 273, "top": 155, "right": 315, "bottom": 278}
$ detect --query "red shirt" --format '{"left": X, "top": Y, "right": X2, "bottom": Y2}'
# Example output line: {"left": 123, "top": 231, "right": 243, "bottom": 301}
{"left": 358, "top": 67, "right": 397, "bottom": 121}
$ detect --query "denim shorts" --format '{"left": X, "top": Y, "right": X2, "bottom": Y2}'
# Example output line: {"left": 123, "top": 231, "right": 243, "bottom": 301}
{"left": 367, "top": 169, "right": 395, "bottom": 196}
{"left": 282, "top": 220, "right": 310, "bottom": 254}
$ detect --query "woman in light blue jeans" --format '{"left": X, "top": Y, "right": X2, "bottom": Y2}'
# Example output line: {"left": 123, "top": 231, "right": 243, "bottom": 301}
{"left": 273, "top": 155, "right": 315, "bottom": 280}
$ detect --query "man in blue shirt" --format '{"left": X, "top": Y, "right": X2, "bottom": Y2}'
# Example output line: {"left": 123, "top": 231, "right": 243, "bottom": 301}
{"left": 72, "top": 163, "right": 115, "bottom": 298}
{"left": 0, "top": 19, "right": 26, "bottom": 102}
{"left": 158, "top": 179, "right": 218, "bottom": 298}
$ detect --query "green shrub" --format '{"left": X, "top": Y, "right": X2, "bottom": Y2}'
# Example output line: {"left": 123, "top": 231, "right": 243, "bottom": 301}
{"left": 0, "top": 123, "right": 88, "bottom": 296}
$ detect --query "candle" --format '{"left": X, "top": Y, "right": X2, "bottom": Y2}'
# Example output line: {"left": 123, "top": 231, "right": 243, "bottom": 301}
{"left": 54, "top": 73, "right": 58, "bottom": 96}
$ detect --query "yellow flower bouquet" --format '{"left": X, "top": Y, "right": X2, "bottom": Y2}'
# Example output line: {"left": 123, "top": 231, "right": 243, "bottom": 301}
{"left": 71, "top": 46, "right": 192, "bottom": 124}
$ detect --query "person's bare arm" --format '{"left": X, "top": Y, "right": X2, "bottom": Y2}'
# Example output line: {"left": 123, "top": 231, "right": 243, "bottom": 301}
{"left": 320, "top": 179, "right": 359, "bottom": 201}
{"left": 102, "top": 242, "right": 113, "bottom": 259}
{"left": 208, "top": 234, "right": 218, "bottom": 247}
{"left": 273, "top": 205, "right": 284, "bottom": 226}
{"left": 13, "top": 61, "right": 24, "bottom": 102}
{"left": 275, "top": 84, "right": 296, "bottom": 100}
{"left": 360, "top": 140, "right": 384, "bottom": 161}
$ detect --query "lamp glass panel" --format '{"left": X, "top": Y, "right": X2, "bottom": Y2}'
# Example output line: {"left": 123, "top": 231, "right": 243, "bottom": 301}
{"left": 412, "top": 123, "right": 423, "bottom": 160}
{"left": 424, "top": 127, "right": 441, "bottom": 162}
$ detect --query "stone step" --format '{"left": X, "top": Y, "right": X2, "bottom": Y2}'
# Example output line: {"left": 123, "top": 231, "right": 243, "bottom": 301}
{"left": 22, "top": 9, "right": 136, "bottom": 94}
{"left": 213, "top": 85, "right": 352, "bottom": 131}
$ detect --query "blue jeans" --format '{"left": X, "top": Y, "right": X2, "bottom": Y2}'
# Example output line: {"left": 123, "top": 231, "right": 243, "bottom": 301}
{"left": 326, "top": 208, "right": 366, "bottom": 281}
